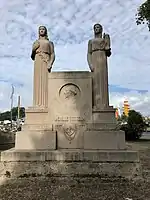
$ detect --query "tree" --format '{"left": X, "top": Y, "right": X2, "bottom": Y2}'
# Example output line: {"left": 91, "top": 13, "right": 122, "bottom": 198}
{"left": 11, "top": 107, "right": 25, "bottom": 120}
{"left": 120, "top": 110, "right": 146, "bottom": 141}
{"left": 0, "top": 107, "right": 25, "bottom": 121}
{"left": 136, "top": 0, "right": 150, "bottom": 30}
{"left": 0, "top": 111, "right": 11, "bottom": 121}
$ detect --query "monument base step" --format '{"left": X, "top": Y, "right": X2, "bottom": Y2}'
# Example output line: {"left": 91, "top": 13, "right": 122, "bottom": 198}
{"left": 15, "top": 129, "right": 126, "bottom": 150}
{"left": 0, "top": 149, "right": 141, "bottom": 179}
{"left": 15, "top": 130, "right": 56, "bottom": 150}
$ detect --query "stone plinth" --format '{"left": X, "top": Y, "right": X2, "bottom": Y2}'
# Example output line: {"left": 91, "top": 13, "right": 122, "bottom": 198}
{"left": 15, "top": 130, "right": 56, "bottom": 150}
{"left": 83, "top": 130, "right": 126, "bottom": 150}
{"left": 92, "top": 107, "right": 116, "bottom": 123}
{"left": 25, "top": 107, "right": 48, "bottom": 125}
{"left": 14, "top": 71, "right": 126, "bottom": 150}
{"left": 0, "top": 149, "right": 141, "bottom": 179}
{"left": 53, "top": 123, "right": 126, "bottom": 150}
{"left": 1, "top": 71, "right": 141, "bottom": 179}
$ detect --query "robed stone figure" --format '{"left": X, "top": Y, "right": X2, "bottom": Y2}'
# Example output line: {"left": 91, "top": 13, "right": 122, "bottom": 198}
{"left": 31, "top": 26, "right": 55, "bottom": 108}
{"left": 87, "top": 23, "right": 111, "bottom": 110}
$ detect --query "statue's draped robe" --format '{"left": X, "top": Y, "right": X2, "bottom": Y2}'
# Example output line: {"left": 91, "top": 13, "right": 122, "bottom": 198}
{"left": 32, "top": 39, "right": 51, "bottom": 108}
{"left": 91, "top": 38, "right": 109, "bottom": 109}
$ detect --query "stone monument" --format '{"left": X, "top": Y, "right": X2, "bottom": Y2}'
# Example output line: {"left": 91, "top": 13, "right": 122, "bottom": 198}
{"left": 87, "top": 23, "right": 111, "bottom": 109}
{"left": 31, "top": 25, "right": 55, "bottom": 108}
{"left": 0, "top": 25, "right": 140, "bottom": 179}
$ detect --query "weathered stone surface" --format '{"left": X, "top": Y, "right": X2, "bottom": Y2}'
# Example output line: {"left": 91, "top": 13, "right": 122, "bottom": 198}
{"left": 1, "top": 150, "right": 45, "bottom": 161}
{"left": 83, "top": 130, "right": 126, "bottom": 150}
{"left": 1, "top": 149, "right": 139, "bottom": 162}
{"left": 48, "top": 72, "right": 93, "bottom": 125}
{"left": 25, "top": 107, "right": 48, "bottom": 125}
{"left": 92, "top": 108, "right": 117, "bottom": 123}
{"left": 0, "top": 160, "right": 140, "bottom": 179}
{"left": 15, "top": 130, "right": 56, "bottom": 150}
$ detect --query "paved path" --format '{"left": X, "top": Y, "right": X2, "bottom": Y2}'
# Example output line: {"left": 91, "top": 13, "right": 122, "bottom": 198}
{"left": 141, "top": 132, "right": 150, "bottom": 140}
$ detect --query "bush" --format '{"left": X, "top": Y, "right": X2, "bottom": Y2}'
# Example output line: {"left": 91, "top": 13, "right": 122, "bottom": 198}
{"left": 120, "top": 110, "right": 146, "bottom": 141}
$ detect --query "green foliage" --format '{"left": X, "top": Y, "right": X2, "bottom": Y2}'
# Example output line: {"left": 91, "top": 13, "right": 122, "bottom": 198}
{"left": 0, "top": 107, "right": 25, "bottom": 121}
{"left": 116, "top": 113, "right": 127, "bottom": 126}
{"left": 136, "top": 0, "right": 150, "bottom": 30}
{"left": 120, "top": 110, "right": 146, "bottom": 141}
{"left": 120, "top": 113, "right": 128, "bottom": 122}
{"left": 0, "top": 111, "right": 11, "bottom": 121}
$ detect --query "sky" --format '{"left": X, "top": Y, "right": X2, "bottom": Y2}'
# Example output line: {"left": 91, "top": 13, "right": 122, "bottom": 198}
{"left": 0, "top": 0, "right": 150, "bottom": 115}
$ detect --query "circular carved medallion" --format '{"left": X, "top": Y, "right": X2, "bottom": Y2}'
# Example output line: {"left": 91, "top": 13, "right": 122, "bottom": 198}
{"left": 59, "top": 83, "right": 80, "bottom": 103}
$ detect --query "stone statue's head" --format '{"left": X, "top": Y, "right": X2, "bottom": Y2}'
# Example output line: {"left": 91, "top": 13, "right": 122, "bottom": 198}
{"left": 93, "top": 23, "right": 103, "bottom": 35}
{"left": 38, "top": 26, "right": 49, "bottom": 40}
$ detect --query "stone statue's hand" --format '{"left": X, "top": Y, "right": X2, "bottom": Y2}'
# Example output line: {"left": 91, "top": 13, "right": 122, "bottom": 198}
{"left": 105, "top": 48, "right": 111, "bottom": 57}
{"left": 103, "top": 33, "right": 106, "bottom": 39}
{"left": 47, "top": 63, "right": 52, "bottom": 73}
{"left": 33, "top": 41, "right": 40, "bottom": 51}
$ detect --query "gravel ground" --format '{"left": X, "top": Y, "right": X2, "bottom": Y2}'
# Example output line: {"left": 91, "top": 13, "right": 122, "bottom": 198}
{"left": 0, "top": 177, "right": 150, "bottom": 200}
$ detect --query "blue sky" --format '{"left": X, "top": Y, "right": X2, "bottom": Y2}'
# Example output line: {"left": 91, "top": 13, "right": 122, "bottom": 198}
{"left": 0, "top": 0, "right": 150, "bottom": 115}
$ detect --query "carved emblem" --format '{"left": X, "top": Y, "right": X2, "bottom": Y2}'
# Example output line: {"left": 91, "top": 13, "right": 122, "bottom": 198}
{"left": 59, "top": 83, "right": 80, "bottom": 103}
{"left": 64, "top": 89, "right": 77, "bottom": 99}
{"left": 63, "top": 126, "right": 77, "bottom": 142}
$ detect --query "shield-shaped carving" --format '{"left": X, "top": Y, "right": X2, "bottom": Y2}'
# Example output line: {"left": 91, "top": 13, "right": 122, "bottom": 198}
{"left": 63, "top": 126, "right": 77, "bottom": 142}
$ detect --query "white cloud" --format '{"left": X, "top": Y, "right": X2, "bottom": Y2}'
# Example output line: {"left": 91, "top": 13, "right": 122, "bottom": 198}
{"left": 110, "top": 91, "right": 150, "bottom": 116}
{"left": 0, "top": 0, "right": 150, "bottom": 115}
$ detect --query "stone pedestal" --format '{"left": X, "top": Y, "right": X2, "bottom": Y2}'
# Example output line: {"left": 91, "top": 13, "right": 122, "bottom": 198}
{"left": 92, "top": 106, "right": 116, "bottom": 123}
{"left": 14, "top": 72, "right": 126, "bottom": 150}
{"left": 83, "top": 130, "right": 125, "bottom": 150}
{"left": 15, "top": 130, "right": 56, "bottom": 150}
{"left": 1, "top": 72, "right": 140, "bottom": 179}
{"left": 25, "top": 107, "right": 48, "bottom": 125}
{"left": 0, "top": 149, "right": 141, "bottom": 179}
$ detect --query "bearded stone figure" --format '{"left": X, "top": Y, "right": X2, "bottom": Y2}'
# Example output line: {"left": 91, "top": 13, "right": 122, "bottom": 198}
{"left": 31, "top": 26, "right": 55, "bottom": 108}
{"left": 87, "top": 23, "right": 111, "bottom": 109}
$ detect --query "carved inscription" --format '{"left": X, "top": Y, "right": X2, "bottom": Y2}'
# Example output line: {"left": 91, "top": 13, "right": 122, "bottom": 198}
{"left": 55, "top": 116, "right": 84, "bottom": 122}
